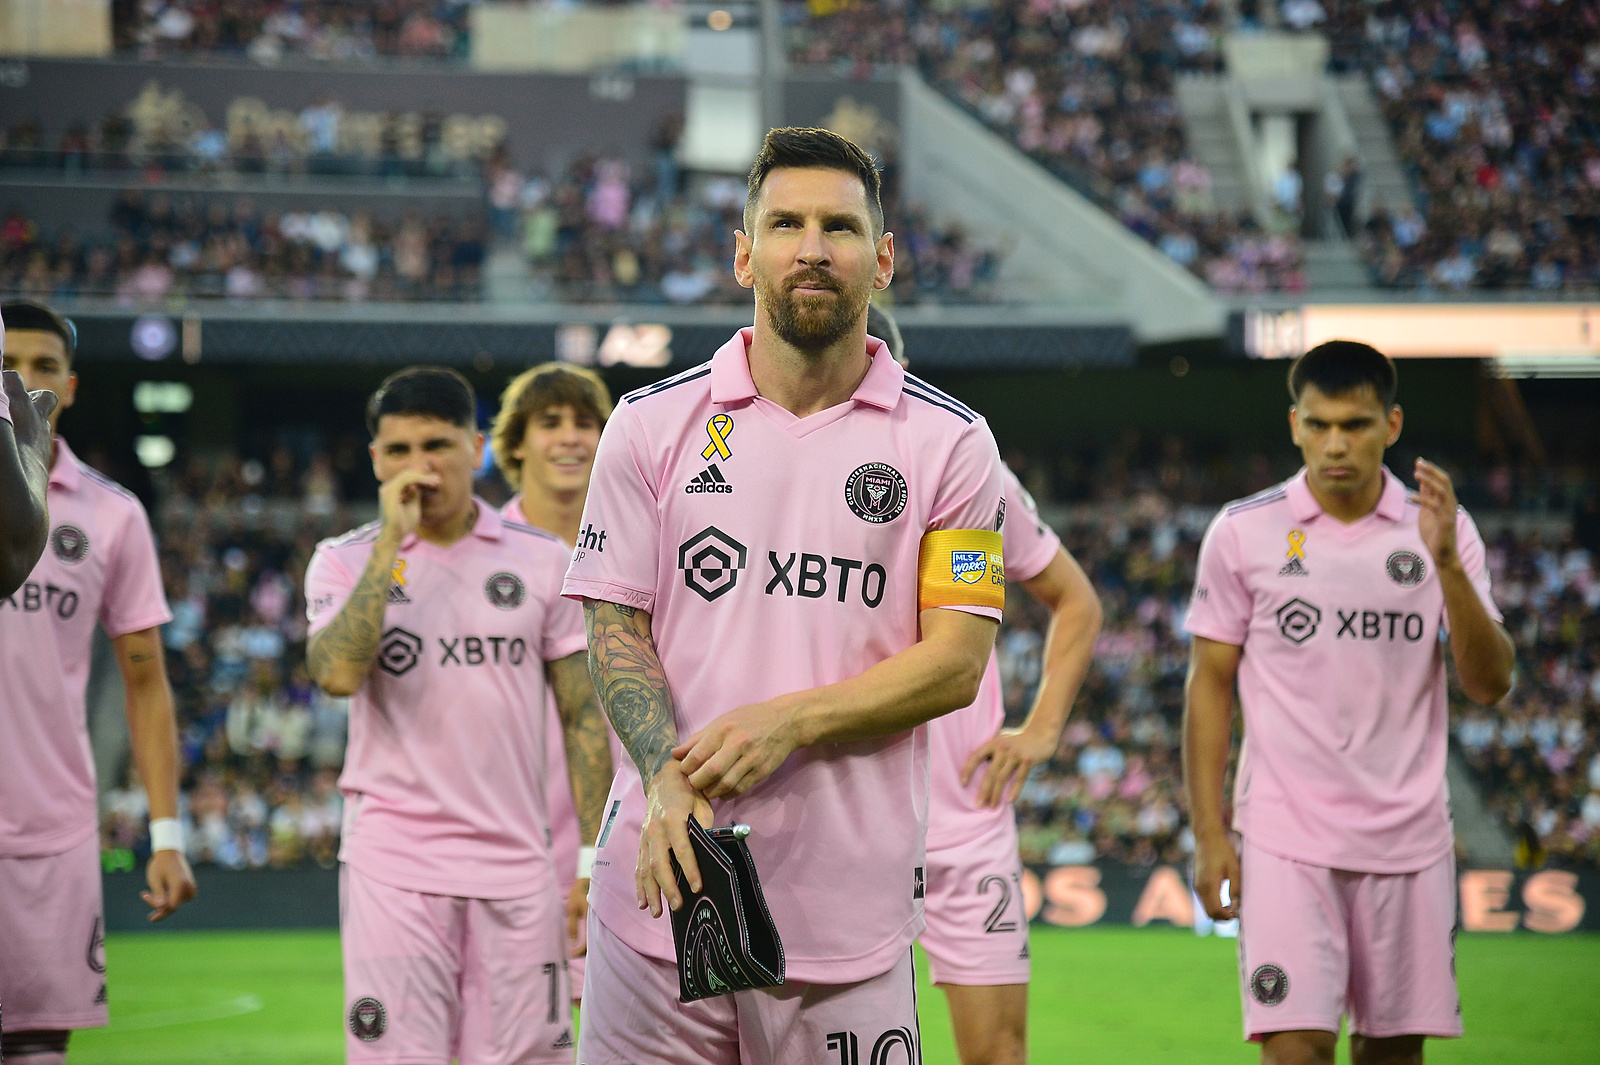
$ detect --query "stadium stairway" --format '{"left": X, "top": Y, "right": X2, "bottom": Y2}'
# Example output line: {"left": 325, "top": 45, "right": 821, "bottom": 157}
{"left": 1173, "top": 75, "right": 1256, "bottom": 218}
{"left": 1303, "top": 237, "right": 1376, "bottom": 294}
{"left": 1447, "top": 750, "right": 1517, "bottom": 867}
{"left": 1331, "top": 75, "right": 1414, "bottom": 227}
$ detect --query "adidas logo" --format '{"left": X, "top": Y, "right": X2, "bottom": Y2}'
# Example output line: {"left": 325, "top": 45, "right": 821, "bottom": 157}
{"left": 1278, "top": 557, "right": 1309, "bottom": 577}
{"left": 684, "top": 464, "right": 734, "bottom": 494}
{"left": 387, "top": 583, "right": 412, "bottom": 604}
{"left": 552, "top": 1028, "right": 575, "bottom": 1050}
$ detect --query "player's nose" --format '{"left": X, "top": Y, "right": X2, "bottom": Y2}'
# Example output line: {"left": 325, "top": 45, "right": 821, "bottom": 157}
{"left": 795, "top": 222, "right": 829, "bottom": 264}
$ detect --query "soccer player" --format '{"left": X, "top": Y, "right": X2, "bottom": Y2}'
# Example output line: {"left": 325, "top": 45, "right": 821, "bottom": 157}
{"left": 1183, "top": 341, "right": 1514, "bottom": 1065}
{"left": 564, "top": 127, "right": 1006, "bottom": 1062}
{"left": 868, "top": 304, "right": 1103, "bottom": 1065}
{"left": 304, "top": 367, "right": 613, "bottom": 1063}
{"left": 0, "top": 298, "right": 197, "bottom": 1065}
{"left": 490, "top": 361, "right": 623, "bottom": 998}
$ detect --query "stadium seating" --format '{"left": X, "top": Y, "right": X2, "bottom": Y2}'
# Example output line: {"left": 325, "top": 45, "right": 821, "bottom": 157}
{"left": 786, "top": 0, "right": 1309, "bottom": 294}
{"left": 1320, "top": 0, "right": 1599, "bottom": 290}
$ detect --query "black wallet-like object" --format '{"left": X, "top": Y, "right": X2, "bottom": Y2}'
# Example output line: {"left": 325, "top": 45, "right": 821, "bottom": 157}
{"left": 667, "top": 819, "right": 786, "bottom": 1002}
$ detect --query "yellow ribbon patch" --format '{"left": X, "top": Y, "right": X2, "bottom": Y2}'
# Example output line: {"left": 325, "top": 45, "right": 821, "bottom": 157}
{"left": 701, "top": 414, "right": 734, "bottom": 461}
{"left": 918, "top": 529, "right": 1005, "bottom": 612}
{"left": 391, "top": 559, "right": 408, "bottom": 586}
{"left": 1286, "top": 529, "right": 1306, "bottom": 562}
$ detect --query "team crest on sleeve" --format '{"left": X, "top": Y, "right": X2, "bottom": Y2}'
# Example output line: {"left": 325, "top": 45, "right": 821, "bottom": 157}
{"left": 845, "top": 462, "right": 908, "bottom": 524}
{"left": 995, "top": 497, "right": 1006, "bottom": 532}
{"left": 1250, "top": 964, "right": 1290, "bottom": 1006}
{"left": 1386, "top": 550, "right": 1427, "bottom": 586}
{"left": 348, "top": 997, "right": 387, "bottom": 1041}
{"left": 50, "top": 524, "right": 90, "bottom": 564}
{"left": 484, "top": 571, "right": 526, "bottom": 610}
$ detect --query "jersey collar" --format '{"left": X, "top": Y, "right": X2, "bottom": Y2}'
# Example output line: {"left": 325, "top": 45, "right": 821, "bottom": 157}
{"left": 47, "top": 437, "right": 83, "bottom": 493}
{"left": 710, "top": 327, "right": 905, "bottom": 411}
{"left": 1287, "top": 466, "right": 1407, "bottom": 523}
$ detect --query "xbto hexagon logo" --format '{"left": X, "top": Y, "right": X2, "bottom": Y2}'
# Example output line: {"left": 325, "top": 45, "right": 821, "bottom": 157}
{"left": 378, "top": 627, "right": 424, "bottom": 676}
{"left": 678, "top": 527, "right": 748, "bottom": 602}
{"left": 1275, "top": 598, "right": 1321, "bottom": 644}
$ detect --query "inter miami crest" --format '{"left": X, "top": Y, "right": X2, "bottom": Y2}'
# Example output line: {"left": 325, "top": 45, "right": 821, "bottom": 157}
{"left": 845, "top": 462, "right": 908, "bottom": 524}
{"left": 51, "top": 524, "right": 89, "bottom": 564}
{"left": 484, "top": 571, "right": 526, "bottom": 610}
{"left": 1250, "top": 964, "right": 1290, "bottom": 1006}
{"left": 1387, "top": 550, "right": 1427, "bottom": 586}
{"left": 349, "top": 997, "right": 387, "bottom": 1041}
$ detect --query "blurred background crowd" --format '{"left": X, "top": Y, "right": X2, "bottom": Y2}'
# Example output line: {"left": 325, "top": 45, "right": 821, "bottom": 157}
{"left": 90, "top": 438, "right": 1600, "bottom": 874}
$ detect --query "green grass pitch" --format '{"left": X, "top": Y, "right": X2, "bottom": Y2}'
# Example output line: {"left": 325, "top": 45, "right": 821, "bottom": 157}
{"left": 70, "top": 927, "right": 1597, "bottom": 1063}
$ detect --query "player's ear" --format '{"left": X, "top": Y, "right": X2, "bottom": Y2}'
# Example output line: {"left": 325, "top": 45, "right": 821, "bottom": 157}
{"left": 1288, "top": 405, "right": 1301, "bottom": 446}
{"left": 874, "top": 231, "right": 895, "bottom": 291}
{"left": 733, "top": 230, "right": 754, "bottom": 289}
{"left": 1386, "top": 404, "right": 1403, "bottom": 447}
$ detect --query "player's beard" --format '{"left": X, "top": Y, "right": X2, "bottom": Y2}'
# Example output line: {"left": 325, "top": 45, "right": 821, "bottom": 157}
{"left": 758, "top": 266, "right": 872, "bottom": 354}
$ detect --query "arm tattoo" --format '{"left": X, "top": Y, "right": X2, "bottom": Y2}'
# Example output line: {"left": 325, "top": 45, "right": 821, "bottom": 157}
{"left": 583, "top": 599, "right": 678, "bottom": 783}
{"left": 547, "top": 653, "right": 616, "bottom": 848}
{"left": 306, "top": 543, "right": 395, "bottom": 686}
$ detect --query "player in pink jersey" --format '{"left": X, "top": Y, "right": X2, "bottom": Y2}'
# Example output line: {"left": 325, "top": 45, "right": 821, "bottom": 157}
{"left": 490, "top": 361, "right": 624, "bottom": 1003}
{"left": 1183, "top": 341, "right": 1514, "bottom": 1065}
{"left": 564, "top": 128, "right": 1006, "bottom": 1064}
{"left": 305, "top": 367, "right": 613, "bottom": 1064}
{"left": 869, "top": 304, "right": 1103, "bottom": 1065}
{"left": 0, "top": 298, "right": 197, "bottom": 1065}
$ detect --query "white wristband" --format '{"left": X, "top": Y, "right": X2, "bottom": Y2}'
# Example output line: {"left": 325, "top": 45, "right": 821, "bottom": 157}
{"left": 577, "top": 845, "right": 597, "bottom": 879}
{"left": 149, "top": 818, "right": 183, "bottom": 853}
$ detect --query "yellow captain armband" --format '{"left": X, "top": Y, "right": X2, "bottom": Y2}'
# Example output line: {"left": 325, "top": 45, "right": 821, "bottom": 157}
{"left": 918, "top": 529, "right": 1006, "bottom": 612}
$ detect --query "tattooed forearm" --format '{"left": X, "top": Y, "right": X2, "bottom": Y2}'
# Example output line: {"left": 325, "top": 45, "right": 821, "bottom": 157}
{"left": 548, "top": 652, "right": 616, "bottom": 847}
{"left": 307, "top": 537, "right": 399, "bottom": 693}
{"left": 582, "top": 598, "right": 678, "bottom": 783}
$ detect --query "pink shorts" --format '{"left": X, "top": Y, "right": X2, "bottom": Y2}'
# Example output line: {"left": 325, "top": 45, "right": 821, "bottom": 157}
{"left": 0, "top": 832, "right": 108, "bottom": 1031}
{"left": 558, "top": 876, "right": 587, "bottom": 1005}
{"left": 1238, "top": 840, "right": 1462, "bottom": 1041}
{"left": 921, "top": 820, "right": 1031, "bottom": 986}
{"left": 577, "top": 913, "right": 922, "bottom": 1065}
{"left": 340, "top": 863, "right": 574, "bottom": 1065}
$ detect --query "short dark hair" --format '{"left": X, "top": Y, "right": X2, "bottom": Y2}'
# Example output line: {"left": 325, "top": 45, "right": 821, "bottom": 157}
{"left": 366, "top": 366, "right": 476, "bottom": 437}
{"left": 866, "top": 302, "right": 903, "bottom": 363}
{"left": 744, "top": 127, "right": 884, "bottom": 237}
{"left": 1, "top": 298, "right": 77, "bottom": 363}
{"left": 1288, "top": 340, "right": 1397, "bottom": 409}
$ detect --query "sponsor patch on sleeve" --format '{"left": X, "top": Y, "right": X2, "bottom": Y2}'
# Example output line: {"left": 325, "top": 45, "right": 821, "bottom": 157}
{"left": 918, "top": 529, "right": 1005, "bottom": 611}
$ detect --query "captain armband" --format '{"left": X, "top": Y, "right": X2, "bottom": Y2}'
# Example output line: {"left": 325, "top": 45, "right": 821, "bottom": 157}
{"left": 918, "top": 529, "right": 1005, "bottom": 612}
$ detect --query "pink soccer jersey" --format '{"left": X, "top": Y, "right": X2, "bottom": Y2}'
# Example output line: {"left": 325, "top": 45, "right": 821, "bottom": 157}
{"left": 562, "top": 329, "right": 1005, "bottom": 984}
{"left": 500, "top": 495, "right": 626, "bottom": 885}
{"left": 1184, "top": 467, "right": 1501, "bottom": 873}
{"left": 0, "top": 439, "right": 172, "bottom": 857}
{"left": 305, "top": 501, "right": 588, "bottom": 899}
{"left": 927, "top": 464, "right": 1061, "bottom": 850}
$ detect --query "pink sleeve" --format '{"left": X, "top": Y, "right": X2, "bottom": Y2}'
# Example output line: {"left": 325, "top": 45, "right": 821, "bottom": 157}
{"left": 99, "top": 502, "right": 173, "bottom": 638}
{"left": 561, "top": 405, "right": 660, "bottom": 611}
{"left": 1184, "top": 514, "right": 1251, "bottom": 646}
{"left": 927, "top": 418, "right": 1005, "bottom": 620}
{"left": 1452, "top": 508, "right": 1502, "bottom": 625}
{"left": 540, "top": 570, "right": 588, "bottom": 661}
{"left": 304, "top": 545, "right": 357, "bottom": 636}
{"left": 999, "top": 466, "right": 1061, "bottom": 583}
{"left": 0, "top": 381, "right": 10, "bottom": 426}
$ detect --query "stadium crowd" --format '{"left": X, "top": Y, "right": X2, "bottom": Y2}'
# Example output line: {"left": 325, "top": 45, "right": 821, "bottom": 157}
{"left": 0, "top": 164, "right": 1000, "bottom": 305}
{"left": 91, "top": 439, "right": 1600, "bottom": 872}
{"left": 118, "top": 0, "right": 478, "bottom": 60}
{"left": 1321, "top": 0, "right": 1600, "bottom": 291}
{"left": 786, "top": 0, "right": 1308, "bottom": 294}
